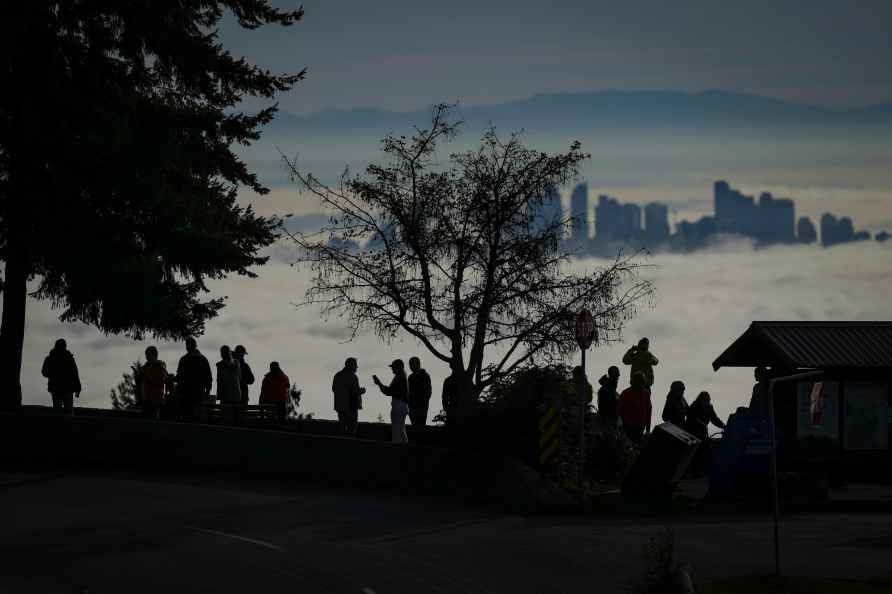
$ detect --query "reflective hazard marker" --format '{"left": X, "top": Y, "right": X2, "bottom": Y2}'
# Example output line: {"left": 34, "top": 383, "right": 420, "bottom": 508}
{"left": 539, "top": 404, "right": 560, "bottom": 467}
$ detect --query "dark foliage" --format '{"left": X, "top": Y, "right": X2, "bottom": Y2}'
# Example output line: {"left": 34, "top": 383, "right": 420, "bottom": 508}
{"left": 629, "top": 528, "right": 685, "bottom": 594}
{"left": 470, "top": 363, "right": 638, "bottom": 481}
{"left": 0, "top": 1, "right": 304, "bottom": 405}
{"left": 474, "top": 364, "right": 576, "bottom": 463}
{"left": 110, "top": 359, "right": 143, "bottom": 411}
{"left": 586, "top": 425, "right": 639, "bottom": 481}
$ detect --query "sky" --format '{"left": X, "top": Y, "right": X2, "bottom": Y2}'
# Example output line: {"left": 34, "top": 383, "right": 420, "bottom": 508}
{"left": 220, "top": 0, "right": 892, "bottom": 113}
{"left": 9, "top": 1, "right": 892, "bottom": 428}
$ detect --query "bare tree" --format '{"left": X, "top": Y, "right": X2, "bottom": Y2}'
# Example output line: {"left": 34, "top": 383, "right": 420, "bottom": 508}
{"left": 284, "top": 105, "right": 653, "bottom": 416}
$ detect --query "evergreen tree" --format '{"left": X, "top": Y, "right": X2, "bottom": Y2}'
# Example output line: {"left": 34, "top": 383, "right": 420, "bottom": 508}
{"left": 110, "top": 359, "right": 143, "bottom": 411}
{"left": 0, "top": 2, "right": 305, "bottom": 408}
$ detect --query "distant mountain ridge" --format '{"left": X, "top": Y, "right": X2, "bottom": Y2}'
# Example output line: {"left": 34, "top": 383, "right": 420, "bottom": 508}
{"left": 271, "top": 90, "right": 892, "bottom": 136}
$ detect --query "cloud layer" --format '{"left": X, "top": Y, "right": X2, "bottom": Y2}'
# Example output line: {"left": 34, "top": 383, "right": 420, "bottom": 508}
{"left": 18, "top": 238, "right": 892, "bottom": 427}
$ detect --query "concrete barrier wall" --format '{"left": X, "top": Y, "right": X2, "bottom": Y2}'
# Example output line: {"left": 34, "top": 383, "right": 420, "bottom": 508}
{"left": 0, "top": 411, "right": 492, "bottom": 495}
{"left": 28, "top": 405, "right": 449, "bottom": 446}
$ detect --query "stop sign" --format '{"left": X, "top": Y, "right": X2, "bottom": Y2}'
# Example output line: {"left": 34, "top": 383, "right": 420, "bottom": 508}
{"left": 575, "top": 309, "right": 595, "bottom": 350}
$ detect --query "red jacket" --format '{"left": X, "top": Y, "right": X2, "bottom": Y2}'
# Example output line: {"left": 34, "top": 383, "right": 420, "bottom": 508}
{"left": 617, "top": 386, "right": 652, "bottom": 429}
{"left": 260, "top": 372, "right": 290, "bottom": 404}
{"left": 141, "top": 361, "right": 169, "bottom": 403}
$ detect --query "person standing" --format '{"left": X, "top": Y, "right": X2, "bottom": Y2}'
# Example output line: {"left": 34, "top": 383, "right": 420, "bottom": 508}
{"left": 233, "top": 345, "right": 254, "bottom": 405}
{"left": 332, "top": 357, "right": 365, "bottom": 437}
{"left": 408, "top": 356, "right": 432, "bottom": 427}
{"left": 175, "top": 337, "right": 212, "bottom": 422}
{"left": 686, "top": 391, "right": 727, "bottom": 475}
{"left": 686, "top": 391, "right": 726, "bottom": 441}
{"left": 597, "top": 365, "right": 620, "bottom": 429}
{"left": 617, "top": 371, "right": 652, "bottom": 444}
{"left": 441, "top": 362, "right": 460, "bottom": 422}
{"left": 140, "top": 346, "right": 169, "bottom": 420}
{"left": 661, "top": 380, "right": 688, "bottom": 428}
{"left": 216, "top": 345, "right": 242, "bottom": 425}
{"left": 260, "top": 361, "right": 290, "bottom": 425}
{"left": 374, "top": 359, "right": 410, "bottom": 444}
{"left": 41, "top": 339, "right": 81, "bottom": 414}
{"left": 748, "top": 366, "right": 770, "bottom": 419}
{"left": 622, "top": 337, "right": 659, "bottom": 389}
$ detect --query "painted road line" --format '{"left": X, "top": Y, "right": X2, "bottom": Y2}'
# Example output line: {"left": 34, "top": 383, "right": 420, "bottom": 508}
{"left": 186, "top": 525, "right": 284, "bottom": 552}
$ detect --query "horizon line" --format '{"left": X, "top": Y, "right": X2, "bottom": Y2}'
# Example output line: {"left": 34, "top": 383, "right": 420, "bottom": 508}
{"left": 277, "top": 88, "right": 892, "bottom": 119}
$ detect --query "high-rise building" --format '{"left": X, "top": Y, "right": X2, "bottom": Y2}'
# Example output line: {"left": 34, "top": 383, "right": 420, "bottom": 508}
{"left": 569, "top": 184, "right": 589, "bottom": 242}
{"left": 756, "top": 193, "right": 795, "bottom": 243}
{"left": 821, "top": 212, "right": 868, "bottom": 247}
{"left": 797, "top": 217, "right": 817, "bottom": 244}
{"left": 820, "top": 213, "right": 836, "bottom": 247}
{"left": 595, "top": 194, "right": 623, "bottom": 240}
{"left": 772, "top": 198, "right": 796, "bottom": 243}
{"left": 622, "top": 203, "right": 642, "bottom": 239}
{"left": 714, "top": 180, "right": 731, "bottom": 224}
{"left": 714, "top": 181, "right": 758, "bottom": 235}
{"left": 530, "top": 184, "right": 564, "bottom": 235}
{"left": 644, "top": 202, "right": 670, "bottom": 245}
{"left": 715, "top": 182, "right": 797, "bottom": 242}
{"left": 677, "top": 216, "right": 716, "bottom": 244}
{"left": 838, "top": 217, "right": 855, "bottom": 242}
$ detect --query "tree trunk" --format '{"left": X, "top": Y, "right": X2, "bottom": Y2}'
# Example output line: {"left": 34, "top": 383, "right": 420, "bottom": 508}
{"left": 0, "top": 236, "right": 28, "bottom": 410}
{"left": 453, "top": 369, "right": 479, "bottom": 422}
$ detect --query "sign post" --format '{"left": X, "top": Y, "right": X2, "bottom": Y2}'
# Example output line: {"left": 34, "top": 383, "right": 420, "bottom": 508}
{"left": 767, "top": 369, "right": 822, "bottom": 576}
{"left": 574, "top": 309, "right": 596, "bottom": 483}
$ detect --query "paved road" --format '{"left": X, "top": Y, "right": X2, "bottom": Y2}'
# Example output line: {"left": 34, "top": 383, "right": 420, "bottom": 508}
{"left": 3, "top": 470, "right": 892, "bottom": 593}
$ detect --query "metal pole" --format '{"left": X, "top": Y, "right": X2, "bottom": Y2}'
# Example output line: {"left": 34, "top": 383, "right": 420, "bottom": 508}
{"left": 579, "top": 347, "right": 587, "bottom": 484}
{"left": 766, "top": 369, "right": 822, "bottom": 576}
{"left": 766, "top": 379, "right": 780, "bottom": 577}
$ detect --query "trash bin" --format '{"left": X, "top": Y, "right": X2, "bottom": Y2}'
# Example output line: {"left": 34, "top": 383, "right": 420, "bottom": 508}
{"left": 622, "top": 423, "right": 701, "bottom": 498}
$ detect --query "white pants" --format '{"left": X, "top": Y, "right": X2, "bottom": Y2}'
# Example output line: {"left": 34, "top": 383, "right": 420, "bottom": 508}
{"left": 391, "top": 400, "right": 409, "bottom": 444}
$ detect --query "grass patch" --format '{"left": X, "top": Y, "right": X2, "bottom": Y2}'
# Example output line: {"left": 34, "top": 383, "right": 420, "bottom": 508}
{"left": 698, "top": 575, "right": 892, "bottom": 594}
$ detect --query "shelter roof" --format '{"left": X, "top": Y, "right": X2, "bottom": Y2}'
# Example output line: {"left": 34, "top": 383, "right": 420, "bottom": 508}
{"left": 712, "top": 321, "right": 892, "bottom": 371}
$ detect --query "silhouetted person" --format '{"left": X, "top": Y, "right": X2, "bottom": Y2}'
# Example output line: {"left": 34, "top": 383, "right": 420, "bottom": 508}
{"left": 748, "top": 366, "right": 770, "bottom": 419}
{"left": 572, "top": 365, "right": 593, "bottom": 410}
{"left": 332, "top": 357, "right": 365, "bottom": 437}
{"left": 661, "top": 380, "right": 688, "bottom": 428}
{"left": 260, "top": 361, "right": 290, "bottom": 424}
{"left": 617, "top": 371, "right": 652, "bottom": 444}
{"left": 686, "top": 391, "right": 726, "bottom": 440}
{"left": 687, "top": 391, "right": 727, "bottom": 475}
{"left": 622, "top": 337, "right": 659, "bottom": 389}
{"left": 441, "top": 361, "right": 461, "bottom": 422}
{"left": 41, "top": 339, "right": 81, "bottom": 414}
{"left": 374, "top": 359, "right": 410, "bottom": 444}
{"left": 176, "top": 337, "right": 212, "bottom": 422}
{"left": 597, "top": 365, "right": 620, "bottom": 429}
{"left": 408, "top": 356, "right": 432, "bottom": 427}
{"left": 233, "top": 345, "right": 254, "bottom": 405}
{"left": 139, "top": 346, "right": 169, "bottom": 420}
{"left": 216, "top": 345, "right": 242, "bottom": 425}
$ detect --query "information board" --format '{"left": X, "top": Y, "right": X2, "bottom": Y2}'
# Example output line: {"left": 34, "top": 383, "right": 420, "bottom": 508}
{"left": 843, "top": 381, "right": 889, "bottom": 451}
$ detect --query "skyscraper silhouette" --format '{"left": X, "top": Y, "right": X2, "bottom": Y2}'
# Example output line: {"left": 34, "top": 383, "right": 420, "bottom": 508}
{"left": 644, "top": 202, "right": 670, "bottom": 245}
{"left": 570, "top": 184, "right": 590, "bottom": 243}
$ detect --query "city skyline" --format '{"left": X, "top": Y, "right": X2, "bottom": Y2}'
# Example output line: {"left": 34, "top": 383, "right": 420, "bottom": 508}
{"left": 554, "top": 180, "right": 886, "bottom": 257}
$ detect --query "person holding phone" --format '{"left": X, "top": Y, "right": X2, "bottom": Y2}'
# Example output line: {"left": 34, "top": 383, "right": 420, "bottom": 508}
{"left": 373, "top": 359, "right": 410, "bottom": 444}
